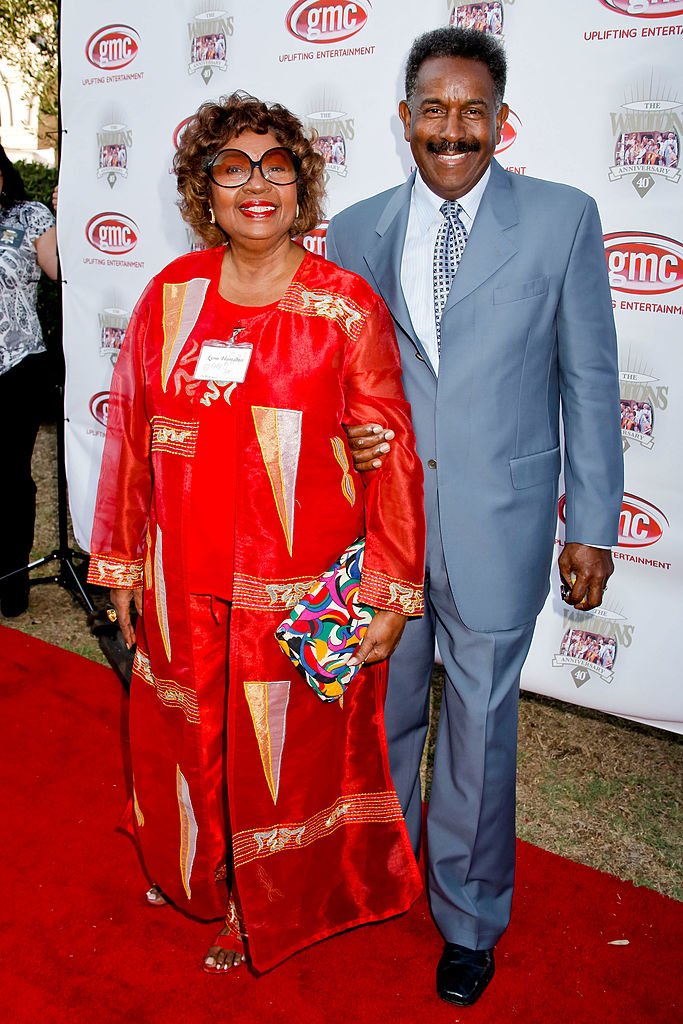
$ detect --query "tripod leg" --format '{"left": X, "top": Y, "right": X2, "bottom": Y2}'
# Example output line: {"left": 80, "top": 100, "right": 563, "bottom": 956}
{"left": 60, "top": 557, "right": 95, "bottom": 613}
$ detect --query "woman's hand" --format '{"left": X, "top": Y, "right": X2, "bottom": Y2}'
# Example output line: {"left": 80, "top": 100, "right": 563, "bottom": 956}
{"left": 343, "top": 422, "right": 394, "bottom": 472}
{"left": 348, "top": 609, "right": 407, "bottom": 667}
{"left": 110, "top": 587, "right": 143, "bottom": 649}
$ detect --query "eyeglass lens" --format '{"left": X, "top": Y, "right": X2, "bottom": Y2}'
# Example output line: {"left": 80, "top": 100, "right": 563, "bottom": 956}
{"left": 209, "top": 147, "right": 298, "bottom": 187}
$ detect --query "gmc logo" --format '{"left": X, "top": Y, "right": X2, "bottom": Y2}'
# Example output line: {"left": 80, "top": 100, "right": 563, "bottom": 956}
{"left": 496, "top": 109, "right": 522, "bottom": 156}
{"left": 559, "top": 493, "right": 668, "bottom": 548}
{"left": 173, "top": 116, "right": 194, "bottom": 150}
{"left": 286, "top": 0, "right": 371, "bottom": 43}
{"left": 618, "top": 494, "right": 668, "bottom": 547}
{"left": 86, "top": 213, "right": 139, "bottom": 254}
{"left": 598, "top": 0, "right": 683, "bottom": 17}
{"left": 89, "top": 392, "right": 110, "bottom": 427}
{"left": 297, "top": 221, "right": 329, "bottom": 258}
{"left": 86, "top": 25, "right": 140, "bottom": 70}
{"left": 605, "top": 232, "right": 683, "bottom": 295}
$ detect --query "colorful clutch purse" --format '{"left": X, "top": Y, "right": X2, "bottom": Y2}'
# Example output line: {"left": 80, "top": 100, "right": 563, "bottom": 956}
{"left": 275, "top": 536, "right": 376, "bottom": 702}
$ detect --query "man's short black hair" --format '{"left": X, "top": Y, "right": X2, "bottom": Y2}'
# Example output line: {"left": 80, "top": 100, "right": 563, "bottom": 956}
{"left": 404, "top": 27, "right": 507, "bottom": 109}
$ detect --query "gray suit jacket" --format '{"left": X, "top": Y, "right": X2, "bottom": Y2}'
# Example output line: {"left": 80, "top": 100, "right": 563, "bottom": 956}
{"left": 327, "top": 160, "right": 623, "bottom": 632}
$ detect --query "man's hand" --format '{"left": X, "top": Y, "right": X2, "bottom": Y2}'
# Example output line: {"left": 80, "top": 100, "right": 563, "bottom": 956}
{"left": 344, "top": 422, "right": 394, "bottom": 472}
{"left": 348, "top": 609, "right": 407, "bottom": 667}
{"left": 558, "top": 543, "right": 613, "bottom": 611}
{"left": 110, "top": 587, "right": 143, "bottom": 649}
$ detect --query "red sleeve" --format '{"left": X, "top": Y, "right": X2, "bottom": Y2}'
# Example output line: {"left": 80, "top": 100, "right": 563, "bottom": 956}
{"left": 86, "top": 280, "right": 155, "bottom": 588}
{"left": 342, "top": 293, "right": 425, "bottom": 616}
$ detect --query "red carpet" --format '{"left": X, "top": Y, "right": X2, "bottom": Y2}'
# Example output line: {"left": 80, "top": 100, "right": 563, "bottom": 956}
{"left": 1, "top": 624, "right": 680, "bottom": 1024}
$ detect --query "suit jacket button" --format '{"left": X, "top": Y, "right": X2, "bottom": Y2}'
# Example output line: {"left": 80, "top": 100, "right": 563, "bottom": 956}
{"left": 427, "top": 459, "right": 437, "bottom": 469}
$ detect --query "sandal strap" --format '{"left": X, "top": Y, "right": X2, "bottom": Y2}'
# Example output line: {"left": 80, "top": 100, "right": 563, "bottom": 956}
{"left": 210, "top": 930, "right": 244, "bottom": 953}
{"left": 224, "top": 897, "right": 247, "bottom": 940}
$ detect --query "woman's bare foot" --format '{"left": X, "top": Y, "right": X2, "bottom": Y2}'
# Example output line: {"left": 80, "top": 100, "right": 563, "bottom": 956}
{"left": 203, "top": 925, "right": 246, "bottom": 973}
{"left": 145, "top": 884, "right": 167, "bottom": 906}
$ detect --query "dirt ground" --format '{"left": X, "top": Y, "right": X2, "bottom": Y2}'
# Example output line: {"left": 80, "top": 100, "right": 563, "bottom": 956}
{"left": 5, "top": 425, "right": 682, "bottom": 901}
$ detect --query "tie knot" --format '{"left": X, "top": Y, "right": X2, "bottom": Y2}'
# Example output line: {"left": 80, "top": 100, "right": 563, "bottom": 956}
{"left": 440, "top": 200, "right": 462, "bottom": 221}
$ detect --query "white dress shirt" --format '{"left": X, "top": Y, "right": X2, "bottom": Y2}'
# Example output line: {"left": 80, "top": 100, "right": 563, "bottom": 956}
{"left": 400, "top": 166, "right": 491, "bottom": 374}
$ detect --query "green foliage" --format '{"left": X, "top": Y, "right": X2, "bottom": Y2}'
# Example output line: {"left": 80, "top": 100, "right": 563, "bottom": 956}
{"left": 0, "top": 1, "right": 58, "bottom": 117}
{"left": 15, "top": 159, "right": 62, "bottom": 415}
{"left": 14, "top": 158, "right": 55, "bottom": 207}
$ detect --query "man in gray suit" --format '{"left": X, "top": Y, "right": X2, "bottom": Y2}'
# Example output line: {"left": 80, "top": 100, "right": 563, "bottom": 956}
{"left": 329, "top": 27, "right": 623, "bottom": 1006}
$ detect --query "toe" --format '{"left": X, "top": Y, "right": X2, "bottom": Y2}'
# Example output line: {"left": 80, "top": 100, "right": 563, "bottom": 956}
{"left": 204, "top": 945, "right": 242, "bottom": 971}
{"left": 146, "top": 885, "right": 167, "bottom": 906}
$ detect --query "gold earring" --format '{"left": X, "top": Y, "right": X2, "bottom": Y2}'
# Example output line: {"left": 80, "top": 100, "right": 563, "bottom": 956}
{"left": 296, "top": 203, "right": 300, "bottom": 219}
{"left": 209, "top": 206, "right": 216, "bottom": 225}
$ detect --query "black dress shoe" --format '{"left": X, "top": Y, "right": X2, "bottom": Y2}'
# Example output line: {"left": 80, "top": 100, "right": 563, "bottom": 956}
{"left": 436, "top": 942, "right": 495, "bottom": 1006}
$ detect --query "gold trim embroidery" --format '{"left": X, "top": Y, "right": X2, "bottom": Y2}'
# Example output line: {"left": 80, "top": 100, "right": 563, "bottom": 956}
{"left": 151, "top": 416, "right": 198, "bottom": 457}
{"left": 360, "top": 567, "right": 424, "bottom": 616}
{"left": 132, "top": 648, "right": 200, "bottom": 724}
{"left": 279, "top": 284, "right": 369, "bottom": 341}
{"left": 330, "top": 435, "right": 356, "bottom": 507}
{"left": 232, "top": 791, "right": 403, "bottom": 868}
{"left": 87, "top": 553, "right": 143, "bottom": 589}
{"left": 232, "top": 573, "right": 317, "bottom": 610}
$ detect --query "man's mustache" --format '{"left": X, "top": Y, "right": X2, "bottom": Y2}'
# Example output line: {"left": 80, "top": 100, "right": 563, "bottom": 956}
{"left": 427, "top": 140, "right": 481, "bottom": 155}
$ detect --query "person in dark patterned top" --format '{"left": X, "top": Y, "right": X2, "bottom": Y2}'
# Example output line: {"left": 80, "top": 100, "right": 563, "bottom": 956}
{"left": 0, "top": 144, "right": 57, "bottom": 617}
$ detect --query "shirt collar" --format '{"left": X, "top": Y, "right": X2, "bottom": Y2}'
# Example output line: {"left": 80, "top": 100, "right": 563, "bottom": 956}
{"left": 412, "top": 164, "right": 492, "bottom": 228}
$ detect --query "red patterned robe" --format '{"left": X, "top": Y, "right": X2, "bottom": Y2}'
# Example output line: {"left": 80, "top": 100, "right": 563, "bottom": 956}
{"left": 87, "top": 247, "right": 425, "bottom": 971}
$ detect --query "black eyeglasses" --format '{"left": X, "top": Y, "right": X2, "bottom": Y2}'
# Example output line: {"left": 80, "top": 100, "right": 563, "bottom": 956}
{"left": 205, "top": 147, "right": 301, "bottom": 188}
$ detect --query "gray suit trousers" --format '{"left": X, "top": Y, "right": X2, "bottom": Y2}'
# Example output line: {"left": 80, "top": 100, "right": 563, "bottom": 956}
{"left": 385, "top": 498, "right": 536, "bottom": 950}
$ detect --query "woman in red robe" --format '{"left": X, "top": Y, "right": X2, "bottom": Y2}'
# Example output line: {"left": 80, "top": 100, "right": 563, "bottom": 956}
{"left": 87, "top": 93, "right": 425, "bottom": 974}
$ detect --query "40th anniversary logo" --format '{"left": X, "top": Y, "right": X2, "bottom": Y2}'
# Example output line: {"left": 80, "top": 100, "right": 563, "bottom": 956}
{"left": 618, "top": 352, "right": 669, "bottom": 453}
{"left": 188, "top": 8, "right": 233, "bottom": 84}
{"left": 553, "top": 601, "right": 634, "bottom": 689}
{"left": 304, "top": 91, "right": 355, "bottom": 179}
{"left": 96, "top": 122, "right": 132, "bottom": 189}
{"left": 448, "top": 1, "right": 508, "bottom": 36}
{"left": 609, "top": 81, "right": 681, "bottom": 198}
{"left": 98, "top": 305, "right": 130, "bottom": 365}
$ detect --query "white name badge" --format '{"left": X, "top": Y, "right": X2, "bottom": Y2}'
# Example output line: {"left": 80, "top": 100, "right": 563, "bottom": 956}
{"left": 194, "top": 340, "right": 253, "bottom": 383}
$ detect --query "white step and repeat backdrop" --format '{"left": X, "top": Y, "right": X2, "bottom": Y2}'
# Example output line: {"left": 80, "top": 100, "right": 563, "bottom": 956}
{"left": 58, "top": 0, "right": 683, "bottom": 731}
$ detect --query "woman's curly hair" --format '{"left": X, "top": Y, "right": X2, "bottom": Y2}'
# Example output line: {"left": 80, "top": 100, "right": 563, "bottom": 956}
{"left": 174, "top": 92, "right": 326, "bottom": 247}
